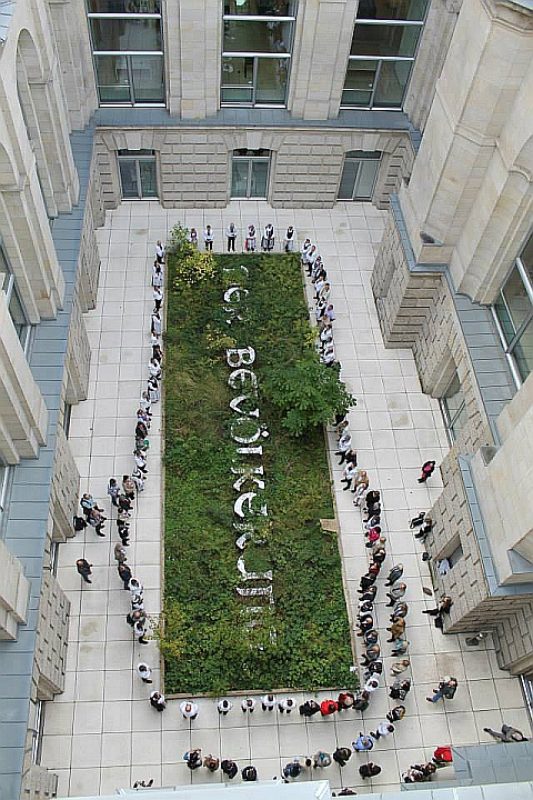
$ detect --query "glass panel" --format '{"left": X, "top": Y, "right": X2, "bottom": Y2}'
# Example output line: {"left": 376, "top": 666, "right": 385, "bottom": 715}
{"left": 351, "top": 23, "right": 421, "bottom": 57}
{"left": 443, "top": 374, "right": 463, "bottom": 420}
{"left": 342, "top": 59, "right": 377, "bottom": 106}
{"left": 139, "top": 159, "right": 157, "bottom": 197}
{"left": 354, "top": 159, "right": 379, "bottom": 199}
{"left": 88, "top": 0, "right": 161, "bottom": 12}
{"left": 501, "top": 266, "right": 532, "bottom": 340}
{"left": 373, "top": 59, "right": 412, "bottom": 107}
{"left": 250, "top": 160, "right": 269, "bottom": 197}
{"left": 520, "top": 232, "right": 533, "bottom": 279}
{"left": 357, "top": 0, "right": 428, "bottom": 21}
{"left": 0, "top": 246, "right": 9, "bottom": 293}
{"left": 223, "top": 19, "right": 293, "bottom": 53}
{"left": 346, "top": 150, "right": 382, "bottom": 159}
{"left": 90, "top": 17, "right": 161, "bottom": 51}
{"left": 95, "top": 54, "right": 131, "bottom": 102}
{"left": 338, "top": 160, "right": 359, "bottom": 200}
{"left": 119, "top": 159, "right": 140, "bottom": 198}
{"left": 513, "top": 318, "right": 533, "bottom": 382}
{"left": 223, "top": 1, "right": 295, "bottom": 16}
{"left": 130, "top": 54, "right": 164, "bottom": 102}
{"left": 231, "top": 159, "right": 250, "bottom": 197}
{"left": 8, "top": 287, "right": 27, "bottom": 340}
{"left": 221, "top": 56, "right": 254, "bottom": 102}
{"left": 255, "top": 57, "right": 288, "bottom": 103}
{"left": 118, "top": 149, "right": 154, "bottom": 155}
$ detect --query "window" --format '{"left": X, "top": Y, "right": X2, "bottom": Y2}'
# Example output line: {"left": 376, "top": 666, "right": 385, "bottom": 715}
{"left": 31, "top": 700, "right": 45, "bottom": 765}
{"left": 341, "top": 0, "right": 427, "bottom": 110}
{"left": 63, "top": 402, "right": 73, "bottom": 439}
{"left": 440, "top": 372, "right": 467, "bottom": 442}
{"left": 493, "top": 231, "right": 533, "bottom": 386}
{"left": 0, "top": 465, "right": 12, "bottom": 539}
{"left": 231, "top": 149, "right": 271, "bottom": 198}
{"left": 118, "top": 150, "right": 158, "bottom": 199}
{"left": 221, "top": 2, "right": 297, "bottom": 106}
{"left": 87, "top": 0, "right": 165, "bottom": 106}
{"left": 338, "top": 151, "right": 381, "bottom": 201}
{"left": 0, "top": 238, "right": 31, "bottom": 352}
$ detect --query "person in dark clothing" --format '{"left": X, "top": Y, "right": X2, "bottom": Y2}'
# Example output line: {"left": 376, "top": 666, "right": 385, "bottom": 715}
{"left": 359, "top": 762, "right": 381, "bottom": 780}
{"left": 241, "top": 765, "right": 258, "bottom": 782}
{"left": 385, "top": 564, "right": 404, "bottom": 586}
{"left": 283, "top": 760, "right": 302, "bottom": 779}
{"left": 387, "top": 705, "right": 406, "bottom": 723}
{"left": 118, "top": 562, "right": 132, "bottom": 589}
{"left": 359, "top": 572, "right": 377, "bottom": 592}
{"left": 360, "top": 585, "right": 378, "bottom": 603}
{"left": 337, "top": 691, "right": 355, "bottom": 710}
{"left": 353, "top": 691, "right": 370, "bottom": 712}
{"left": 299, "top": 700, "right": 321, "bottom": 717}
{"left": 221, "top": 760, "right": 238, "bottom": 780}
{"left": 185, "top": 748, "right": 202, "bottom": 769}
{"left": 76, "top": 558, "right": 92, "bottom": 583}
{"left": 333, "top": 747, "right": 352, "bottom": 767}
{"left": 483, "top": 724, "right": 528, "bottom": 742}
{"left": 422, "top": 595, "right": 453, "bottom": 617}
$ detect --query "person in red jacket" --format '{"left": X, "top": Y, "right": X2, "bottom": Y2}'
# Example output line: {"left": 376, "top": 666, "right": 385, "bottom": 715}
{"left": 320, "top": 699, "right": 339, "bottom": 716}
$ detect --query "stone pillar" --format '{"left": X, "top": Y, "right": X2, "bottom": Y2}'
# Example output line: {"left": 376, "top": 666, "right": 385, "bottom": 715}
{"left": 173, "top": 0, "right": 221, "bottom": 118}
{"left": 404, "top": 0, "right": 463, "bottom": 132}
{"left": 289, "top": 0, "right": 357, "bottom": 120}
{"left": 400, "top": 0, "right": 533, "bottom": 274}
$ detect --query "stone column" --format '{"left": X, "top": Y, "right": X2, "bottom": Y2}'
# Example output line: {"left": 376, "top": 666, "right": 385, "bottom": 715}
{"left": 172, "top": 0, "right": 221, "bottom": 118}
{"left": 401, "top": 0, "right": 533, "bottom": 280}
{"left": 290, "top": 0, "right": 357, "bottom": 119}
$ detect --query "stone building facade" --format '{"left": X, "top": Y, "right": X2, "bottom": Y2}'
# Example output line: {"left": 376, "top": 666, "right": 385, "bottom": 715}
{"left": 0, "top": 0, "right": 531, "bottom": 796}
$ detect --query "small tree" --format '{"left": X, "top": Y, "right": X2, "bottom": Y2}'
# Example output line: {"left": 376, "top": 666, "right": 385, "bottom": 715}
{"left": 166, "top": 222, "right": 217, "bottom": 289}
{"left": 263, "top": 353, "right": 356, "bottom": 437}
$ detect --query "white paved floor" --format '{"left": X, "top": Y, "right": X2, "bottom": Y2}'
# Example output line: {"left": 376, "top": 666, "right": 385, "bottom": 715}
{"left": 41, "top": 202, "right": 530, "bottom": 797}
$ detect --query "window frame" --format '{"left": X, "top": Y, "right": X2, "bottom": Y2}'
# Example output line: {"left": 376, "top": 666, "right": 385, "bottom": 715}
{"left": 337, "top": 150, "right": 382, "bottom": 202}
{"left": 87, "top": 0, "right": 166, "bottom": 107}
{"left": 0, "top": 238, "right": 32, "bottom": 354}
{"left": 230, "top": 151, "right": 271, "bottom": 199}
{"left": 492, "top": 233, "right": 533, "bottom": 388}
{"left": 221, "top": 5, "right": 297, "bottom": 107}
{"left": 341, "top": 7, "right": 427, "bottom": 111}
{"left": 439, "top": 372, "right": 467, "bottom": 444}
{"left": 117, "top": 150, "right": 159, "bottom": 200}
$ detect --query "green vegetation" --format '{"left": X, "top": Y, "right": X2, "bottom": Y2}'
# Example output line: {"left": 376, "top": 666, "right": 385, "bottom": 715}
{"left": 162, "top": 228, "right": 356, "bottom": 694}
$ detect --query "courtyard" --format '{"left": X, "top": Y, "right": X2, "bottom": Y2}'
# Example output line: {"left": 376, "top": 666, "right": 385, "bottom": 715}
{"left": 40, "top": 201, "right": 530, "bottom": 796}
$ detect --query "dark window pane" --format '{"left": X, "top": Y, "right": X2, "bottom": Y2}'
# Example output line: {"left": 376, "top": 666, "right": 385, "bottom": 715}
{"left": 88, "top": 0, "right": 161, "bottom": 12}
{"left": 8, "top": 287, "right": 27, "bottom": 339}
{"left": 513, "top": 318, "right": 533, "bottom": 382}
{"left": 355, "top": 159, "right": 379, "bottom": 199}
{"left": 501, "top": 266, "right": 532, "bottom": 339}
{"left": 357, "top": 0, "right": 427, "bottom": 21}
{"left": 223, "top": 19, "right": 293, "bottom": 53}
{"left": 95, "top": 54, "right": 131, "bottom": 102}
{"left": 130, "top": 54, "right": 164, "bottom": 102}
{"left": 255, "top": 57, "right": 288, "bottom": 103}
{"left": 0, "top": 246, "right": 9, "bottom": 292}
{"left": 223, "top": 1, "right": 295, "bottom": 15}
{"left": 249, "top": 160, "right": 269, "bottom": 197}
{"left": 373, "top": 59, "right": 411, "bottom": 107}
{"left": 119, "top": 160, "right": 139, "bottom": 198}
{"left": 351, "top": 22, "right": 421, "bottom": 57}
{"left": 231, "top": 160, "right": 250, "bottom": 196}
{"left": 338, "top": 160, "right": 359, "bottom": 200}
{"left": 221, "top": 56, "right": 254, "bottom": 99}
{"left": 520, "top": 231, "right": 533, "bottom": 280}
{"left": 139, "top": 160, "right": 158, "bottom": 197}
{"left": 345, "top": 150, "right": 381, "bottom": 160}
{"left": 90, "top": 17, "right": 161, "bottom": 51}
{"left": 342, "top": 59, "right": 377, "bottom": 106}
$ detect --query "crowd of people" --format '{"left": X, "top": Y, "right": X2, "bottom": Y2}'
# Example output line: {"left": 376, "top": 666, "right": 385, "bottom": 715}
{"left": 72, "top": 228, "right": 527, "bottom": 791}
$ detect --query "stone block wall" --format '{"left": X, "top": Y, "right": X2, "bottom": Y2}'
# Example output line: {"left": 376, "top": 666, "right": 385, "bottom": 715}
{"left": 50, "top": 425, "right": 80, "bottom": 543}
{"left": 64, "top": 295, "right": 91, "bottom": 405}
{"left": 0, "top": 539, "right": 30, "bottom": 640}
{"left": 94, "top": 127, "right": 415, "bottom": 210}
{"left": 34, "top": 570, "right": 70, "bottom": 699}
{"left": 20, "top": 763, "right": 57, "bottom": 800}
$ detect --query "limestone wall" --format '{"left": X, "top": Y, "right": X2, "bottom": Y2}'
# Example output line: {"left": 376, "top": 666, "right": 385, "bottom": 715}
{"left": 95, "top": 127, "right": 414, "bottom": 209}
{"left": 34, "top": 569, "right": 70, "bottom": 699}
{"left": 0, "top": 539, "right": 30, "bottom": 640}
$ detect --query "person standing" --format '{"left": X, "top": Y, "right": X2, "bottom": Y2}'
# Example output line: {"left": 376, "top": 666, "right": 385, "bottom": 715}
{"left": 203, "top": 754, "right": 220, "bottom": 772}
{"left": 180, "top": 700, "right": 199, "bottom": 720}
{"left": 185, "top": 749, "right": 202, "bottom": 770}
{"left": 241, "top": 697, "right": 256, "bottom": 713}
{"left": 189, "top": 228, "right": 199, "bottom": 248}
{"left": 299, "top": 699, "right": 320, "bottom": 717}
{"left": 352, "top": 733, "right": 374, "bottom": 752}
{"left": 385, "top": 564, "right": 404, "bottom": 586}
{"left": 261, "top": 693, "right": 275, "bottom": 711}
{"left": 241, "top": 765, "right": 258, "bottom": 782}
{"left": 245, "top": 224, "right": 257, "bottom": 252}
{"left": 483, "top": 723, "right": 528, "bottom": 742}
{"left": 226, "top": 222, "right": 238, "bottom": 252}
{"left": 359, "top": 762, "right": 381, "bottom": 780}
{"left": 284, "top": 226, "right": 295, "bottom": 252}
{"left": 153, "top": 287, "right": 163, "bottom": 312}
{"left": 337, "top": 691, "right": 355, "bottom": 710}
{"left": 320, "top": 699, "right": 339, "bottom": 716}
{"left": 114, "top": 542, "right": 128, "bottom": 564}
{"left": 313, "top": 751, "right": 332, "bottom": 768}
{"left": 137, "top": 663, "right": 152, "bottom": 683}
{"left": 427, "top": 676, "right": 458, "bottom": 703}
{"left": 221, "top": 760, "right": 238, "bottom": 780}
{"left": 217, "top": 699, "right": 232, "bottom": 715}
{"left": 155, "top": 241, "right": 165, "bottom": 263}
{"left": 278, "top": 697, "right": 296, "bottom": 714}
{"left": 261, "top": 224, "right": 275, "bottom": 252}
{"left": 387, "top": 705, "right": 406, "bottom": 723}
{"left": 386, "top": 582, "right": 407, "bottom": 606}
{"left": 76, "top": 558, "right": 92, "bottom": 584}
{"left": 418, "top": 460, "right": 436, "bottom": 483}
{"left": 333, "top": 747, "right": 352, "bottom": 767}
{"left": 118, "top": 562, "right": 132, "bottom": 590}
{"left": 149, "top": 691, "right": 166, "bottom": 711}
{"left": 370, "top": 721, "right": 395, "bottom": 741}
{"left": 204, "top": 225, "right": 214, "bottom": 251}
{"left": 107, "top": 478, "right": 120, "bottom": 507}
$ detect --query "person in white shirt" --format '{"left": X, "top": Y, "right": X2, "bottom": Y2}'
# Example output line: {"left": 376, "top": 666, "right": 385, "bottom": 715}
{"left": 180, "top": 700, "right": 199, "bottom": 720}
{"left": 226, "top": 223, "right": 238, "bottom": 252}
{"left": 131, "top": 593, "right": 144, "bottom": 611}
{"left": 341, "top": 462, "right": 358, "bottom": 491}
{"left": 370, "top": 721, "right": 395, "bottom": 740}
{"left": 261, "top": 224, "right": 275, "bottom": 252}
{"left": 303, "top": 245, "right": 318, "bottom": 275}
{"left": 261, "top": 693, "right": 275, "bottom": 711}
{"left": 137, "top": 662, "right": 152, "bottom": 683}
{"left": 128, "top": 578, "right": 143, "bottom": 596}
{"left": 284, "top": 226, "right": 295, "bottom": 253}
{"left": 155, "top": 241, "right": 165, "bottom": 263}
{"left": 152, "top": 262, "right": 163, "bottom": 288}
{"left": 217, "top": 699, "right": 232, "bottom": 715}
{"left": 241, "top": 697, "right": 256, "bottom": 713}
{"left": 278, "top": 697, "right": 296, "bottom": 714}
{"left": 150, "top": 690, "right": 166, "bottom": 711}
{"left": 363, "top": 677, "right": 380, "bottom": 694}
{"left": 153, "top": 287, "right": 163, "bottom": 311}
{"left": 151, "top": 311, "right": 162, "bottom": 336}
{"left": 300, "top": 239, "right": 311, "bottom": 265}
{"left": 204, "top": 225, "right": 214, "bottom": 251}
